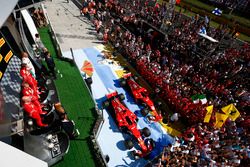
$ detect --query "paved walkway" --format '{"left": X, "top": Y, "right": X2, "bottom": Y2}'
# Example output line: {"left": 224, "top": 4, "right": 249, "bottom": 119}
{"left": 44, "top": 0, "right": 99, "bottom": 52}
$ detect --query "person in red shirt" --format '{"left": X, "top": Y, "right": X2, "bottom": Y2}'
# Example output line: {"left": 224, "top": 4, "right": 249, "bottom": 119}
{"left": 103, "top": 28, "right": 109, "bottom": 43}
{"left": 22, "top": 82, "right": 36, "bottom": 97}
{"left": 20, "top": 64, "right": 38, "bottom": 92}
{"left": 22, "top": 82, "right": 44, "bottom": 113}
{"left": 22, "top": 96, "right": 48, "bottom": 127}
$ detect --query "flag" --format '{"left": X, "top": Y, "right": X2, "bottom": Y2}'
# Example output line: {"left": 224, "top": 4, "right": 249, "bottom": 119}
{"left": 191, "top": 94, "right": 207, "bottom": 104}
{"left": 221, "top": 104, "right": 240, "bottom": 121}
{"left": 199, "top": 26, "right": 207, "bottom": 35}
{"left": 199, "top": 94, "right": 207, "bottom": 104}
{"left": 212, "top": 8, "right": 222, "bottom": 16}
{"left": 204, "top": 105, "right": 213, "bottom": 123}
{"left": 81, "top": 60, "right": 94, "bottom": 77}
{"left": 191, "top": 94, "right": 200, "bottom": 104}
{"left": 214, "top": 112, "right": 228, "bottom": 128}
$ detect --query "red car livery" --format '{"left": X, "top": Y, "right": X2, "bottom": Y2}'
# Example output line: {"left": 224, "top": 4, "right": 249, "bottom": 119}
{"left": 103, "top": 91, "right": 154, "bottom": 158}
{"left": 120, "top": 73, "right": 162, "bottom": 122}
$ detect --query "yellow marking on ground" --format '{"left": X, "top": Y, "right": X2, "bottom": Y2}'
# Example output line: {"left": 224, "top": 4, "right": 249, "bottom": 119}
{"left": 95, "top": 44, "right": 114, "bottom": 52}
{"left": 159, "top": 121, "right": 181, "bottom": 136}
{"left": 95, "top": 44, "right": 105, "bottom": 52}
{"left": 115, "top": 70, "right": 127, "bottom": 78}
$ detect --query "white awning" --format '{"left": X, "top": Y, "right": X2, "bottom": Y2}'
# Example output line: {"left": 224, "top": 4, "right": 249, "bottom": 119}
{"left": 21, "top": 9, "right": 39, "bottom": 43}
{"left": 0, "top": 0, "right": 18, "bottom": 28}
{"left": 0, "top": 141, "right": 48, "bottom": 167}
{"left": 198, "top": 33, "right": 219, "bottom": 43}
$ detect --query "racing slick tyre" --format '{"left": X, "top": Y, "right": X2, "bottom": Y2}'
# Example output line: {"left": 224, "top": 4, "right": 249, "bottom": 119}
{"left": 141, "top": 108, "right": 149, "bottom": 117}
{"left": 131, "top": 150, "right": 140, "bottom": 160}
{"left": 142, "top": 127, "right": 151, "bottom": 137}
{"left": 149, "top": 138, "right": 155, "bottom": 148}
{"left": 102, "top": 100, "right": 110, "bottom": 108}
{"left": 120, "top": 78, "right": 126, "bottom": 87}
{"left": 162, "top": 117, "right": 168, "bottom": 124}
{"left": 124, "top": 139, "right": 134, "bottom": 150}
{"left": 119, "top": 93, "right": 125, "bottom": 101}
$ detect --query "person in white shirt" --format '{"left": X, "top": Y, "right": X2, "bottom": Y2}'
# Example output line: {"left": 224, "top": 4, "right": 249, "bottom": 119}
{"left": 35, "top": 33, "right": 44, "bottom": 50}
{"left": 170, "top": 112, "right": 180, "bottom": 122}
{"left": 21, "top": 52, "right": 36, "bottom": 78}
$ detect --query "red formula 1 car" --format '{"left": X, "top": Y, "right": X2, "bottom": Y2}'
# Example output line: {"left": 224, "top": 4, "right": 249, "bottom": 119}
{"left": 102, "top": 91, "right": 154, "bottom": 159}
{"left": 120, "top": 73, "right": 162, "bottom": 122}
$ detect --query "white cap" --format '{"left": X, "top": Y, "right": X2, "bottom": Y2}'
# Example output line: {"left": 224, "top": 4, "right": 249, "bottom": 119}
{"left": 22, "top": 58, "right": 29, "bottom": 65}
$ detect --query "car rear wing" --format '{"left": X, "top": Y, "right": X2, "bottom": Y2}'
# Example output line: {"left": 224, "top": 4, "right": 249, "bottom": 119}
{"left": 122, "top": 73, "right": 132, "bottom": 79}
{"left": 106, "top": 91, "right": 118, "bottom": 99}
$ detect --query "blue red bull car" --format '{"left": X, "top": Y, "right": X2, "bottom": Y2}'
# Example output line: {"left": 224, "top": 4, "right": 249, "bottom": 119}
{"left": 102, "top": 91, "right": 154, "bottom": 159}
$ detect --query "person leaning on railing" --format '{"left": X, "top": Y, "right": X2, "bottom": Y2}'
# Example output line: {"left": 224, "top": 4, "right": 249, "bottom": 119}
{"left": 54, "top": 103, "right": 80, "bottom": 139}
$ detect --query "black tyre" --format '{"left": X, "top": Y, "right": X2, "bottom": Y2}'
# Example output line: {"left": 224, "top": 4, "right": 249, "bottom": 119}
{"left": 120, "top": 126, "right": 128, "bottom": 133}
{"left": 142, "top": 127, "right": 151, "bottom": 137}
{"left": 124, "top": 139, "right": 134, "bottom": 150}
{"left": 162, "top": 117, "right": 168, "bottom": 124}
{"left": 120, "top": 79, "right": 126, "bottom": 87}
{"left": 119, "top": 93, "right": 125, "bottom": 101}
{"left": 102, "top": 100, "right": 110, "bottom": 108}
{"left": 131, "top": 150, "right": 140, "bottom": 160}
{"left": 141, "top": 108, "right": 149, "bottom": 117}
{"left": 149, "top": 138, "right": 155, "bottom": 148}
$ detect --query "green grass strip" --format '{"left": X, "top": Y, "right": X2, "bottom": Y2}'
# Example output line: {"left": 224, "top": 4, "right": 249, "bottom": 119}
{"left": 38, "top": 27, "right": 96, "bottom": 167}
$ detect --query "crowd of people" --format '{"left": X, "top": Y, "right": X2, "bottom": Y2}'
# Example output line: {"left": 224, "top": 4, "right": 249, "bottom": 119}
{"left": 19, "top": 9, "right": 79, "bottom": 137}
{"left": 20, "top": 51, "right": 49, "bottom": 127}
{"left": 31, "top": 7, "right": 47, "bottom": 28}
{"left": 20, "top": 50, "right": 79, "bottom": 139}
{"left": 154, "top": 118, "right": 250, "bottom": 166}
{"left": 90, "top": 0, "right": 249, "bottom": 124}
{"left": 79, "top": 0, "right": 249, "bottom": 166}
{"left": 156, "top": 119, "right": 250, "bottom": 166}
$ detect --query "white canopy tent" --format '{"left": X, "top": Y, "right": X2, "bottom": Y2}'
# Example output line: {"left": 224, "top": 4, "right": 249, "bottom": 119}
{"left": 20, "top": 9, "right": 39, "bottom": 43}
{"left": 0, "top": 141, "right": 48, "bottom": 167}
